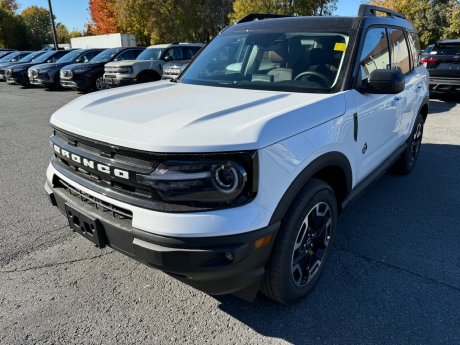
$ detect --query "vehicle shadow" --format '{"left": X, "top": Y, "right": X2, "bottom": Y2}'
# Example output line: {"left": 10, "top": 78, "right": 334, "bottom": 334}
{"left": 429, "top": 94, "right": 460, "bottom": 115}
{"left": 215, "top": 143, "right": 460, "bottom": 345}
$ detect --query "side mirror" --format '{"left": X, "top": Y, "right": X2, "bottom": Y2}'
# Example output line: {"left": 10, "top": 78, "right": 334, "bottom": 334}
{"left": 360, "top": 69, "right": 405, "bottom": 94}
{"left": 164, "top": 56, "right": 172, "bottom": 62}
{"left": 11, "top": 58, "right": 17, "bottom": 62}
{"left": 75, "top": 57, "right": 84, "bottom": 63}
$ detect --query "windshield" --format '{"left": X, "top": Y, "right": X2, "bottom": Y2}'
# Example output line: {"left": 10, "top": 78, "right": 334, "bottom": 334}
{"left": 137, "top": 48, "right": 164, "bottom": 60}
{"left": 32, "top": 50, "right": 56, "bottom": 63}
{"left": 18, "top": 51, "right": 44, "bottom": 63}
{"left": 0, "top": 51, "right": 21, "bottom": 62}
{"left": 56, "top": 50, "right": 81, "bottom": 63}
{"left": 181, "top": 31, "right": 349, "bottom": 93}
{"left": 90, "top": 48, "right": 120, "bottom": 63}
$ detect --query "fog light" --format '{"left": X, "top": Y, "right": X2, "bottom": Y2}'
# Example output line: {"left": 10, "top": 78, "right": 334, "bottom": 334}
{"left": 224, "top": 252, "right": 234, "bottom": 261}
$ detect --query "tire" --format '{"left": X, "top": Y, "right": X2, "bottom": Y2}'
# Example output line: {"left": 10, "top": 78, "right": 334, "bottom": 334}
{"left": 261, "top": 178, "right": 337, "bottom": 304}
{"left": 92, "top": 74, "right": 107, "bottom": 91}
{"left": 392, "top": 112, "right": 424, "bottom": 175}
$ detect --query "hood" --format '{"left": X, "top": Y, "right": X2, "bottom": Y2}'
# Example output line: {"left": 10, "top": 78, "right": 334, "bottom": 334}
{"left": 50, "top": 81, "right": 346, "bottom": 153}
{"left": 30, "top": 62, "right": 63, "bottom": 71}
{"left": 7, "top": 62, "right": 34, "bottom": 70}
{"left": 105, "top": 60, "right": 154, "bottom": 68}
{"left": 63, "top": 62, "right": 103, "bottom": 71}
{"left": 0, "top": 61, "right": 20, "bottom": 69}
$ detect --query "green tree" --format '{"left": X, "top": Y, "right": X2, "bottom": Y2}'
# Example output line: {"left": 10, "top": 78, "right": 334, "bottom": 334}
{"left": 56, "top": 23, "right": 70, "bottom": 44}
{"left": 229, "top": 0, "right": 338, "bottom": 23}
{"left": 69, "top": 30, "right": 84, "bottom": 39}
{"left": 20, "top": 6, "right": 53, "bottom": 49}
{"left": 0, "top": 5, "right": 30, "bottom": 49}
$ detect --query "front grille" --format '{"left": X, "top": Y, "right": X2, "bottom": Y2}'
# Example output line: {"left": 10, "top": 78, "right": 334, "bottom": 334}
{"left": 55, "top": 177, "right": 133, "bottom": 220}
{"left": 105, "top": 67, "right": 118, "bottom": 73}
{"left": 51, "top": 130, "right": 160, "bottom": 203}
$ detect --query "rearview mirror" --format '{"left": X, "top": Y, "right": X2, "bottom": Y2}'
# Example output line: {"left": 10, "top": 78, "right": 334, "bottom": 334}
{"left": 360, "top": 69, "right": 405, "bottom": 94}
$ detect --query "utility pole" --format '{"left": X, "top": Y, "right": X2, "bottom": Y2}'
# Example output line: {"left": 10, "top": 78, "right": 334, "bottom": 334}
{"left": 47, "top": 0, "right": 59, "bottom": 50}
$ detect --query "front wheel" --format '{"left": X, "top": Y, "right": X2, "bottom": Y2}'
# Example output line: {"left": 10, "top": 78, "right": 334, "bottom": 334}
{"left": 392, "top": 113, "right": 424, "bottom": 175}
{"left": 261, "top": 179, "right": 337, "bottom": 304}
{"left": 93, "top": 74, "right": 108, "bottom": 91}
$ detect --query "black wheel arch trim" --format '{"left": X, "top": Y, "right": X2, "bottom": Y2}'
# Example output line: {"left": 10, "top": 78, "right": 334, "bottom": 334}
{"left": 269, "top": 152, "right": 352, "bottom": 225}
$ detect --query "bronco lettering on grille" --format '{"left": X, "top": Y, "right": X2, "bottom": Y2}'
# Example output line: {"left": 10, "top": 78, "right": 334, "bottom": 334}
{"left": 53, "top": 144, "right": 130, "bottom": 180}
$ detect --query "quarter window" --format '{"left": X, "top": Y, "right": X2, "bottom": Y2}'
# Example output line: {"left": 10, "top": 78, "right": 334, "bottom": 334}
{"left": 408, "top": 32, "right": 421, "bottom": 67}
{"left": 388, "top": 28, "right": 411, "bottom": 74}
{"left": 359, "top": 28, "right": 390, "bottom": 81}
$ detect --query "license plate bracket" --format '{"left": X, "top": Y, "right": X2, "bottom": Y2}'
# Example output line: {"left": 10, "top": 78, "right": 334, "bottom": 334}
{"left": 65, "top": 203, "right": 106, "bottom": 248}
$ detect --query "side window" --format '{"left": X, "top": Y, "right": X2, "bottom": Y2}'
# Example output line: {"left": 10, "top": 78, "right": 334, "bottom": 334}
{"left": 408, "top": 32, "right": 422, "bottom": 67}
{"left": 182, "top": 46, "right": 201, "bottom": 59}
{"left": 388, "top": 28, "right": 411, "bottom": 74}
{"left": 83, "top": 51, "right": 99, "bottom": 62}
{"left": 116, "top": 49, "right": 140, "bottom": 61}
{"left": 359, "top": 27, "right": 390, "bottom": 81}
{"left": 49, "top": 51, "right": 67, "bottom": 62}
{"left": 163, "top": 47, "right": 183, "bottom": 61}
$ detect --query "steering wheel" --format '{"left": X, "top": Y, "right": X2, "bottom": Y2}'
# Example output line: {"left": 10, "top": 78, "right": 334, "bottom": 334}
{"left": 294, "top": 71, "right": 330, "bottom": 86}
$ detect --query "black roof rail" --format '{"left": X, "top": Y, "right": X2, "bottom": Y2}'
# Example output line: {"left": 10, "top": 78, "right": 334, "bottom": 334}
{"left": 358, "top": 5, "right": 406, "bottom": 19}
{"left": 236, "top": 13, "right": 292, "bottom": 24}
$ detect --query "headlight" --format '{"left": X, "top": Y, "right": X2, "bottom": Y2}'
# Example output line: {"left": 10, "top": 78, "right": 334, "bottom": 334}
{"left": 116, "top": 67, "right": 133, "bottom": 74}
{"left": 135, "top": 153, "right": 257, "bottom": 210}
{"left": 73, "top": 67, "right": 91, "bottom": 74}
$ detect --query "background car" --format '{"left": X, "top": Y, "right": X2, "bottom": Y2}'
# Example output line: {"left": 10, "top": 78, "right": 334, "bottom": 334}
{"left": 5, "top": 50, "right": 74, "bottom": 87}
{"left": 28, "top": 48, "right": 104, "bottom": 89}
{"left": 0, "top": 50, "right": 16, "bottom": 59}
{"left": 103, "top": 43, "right": 203, "bottom": 87}
{"left": 0, "top": 51, "right": 39, "bottom": 80}
{"left": 60, "top": 47, "right": 145, "bottom": 92}
{"left": 161, "top": 59, "right": 191, "bottom": 80}
{"left": 423, "top": 39, "right": 460, "bottom": 94}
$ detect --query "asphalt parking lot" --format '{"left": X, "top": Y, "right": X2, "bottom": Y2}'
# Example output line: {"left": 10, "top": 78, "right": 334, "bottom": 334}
{"left": 0, "top": 82, "right": 459, "bottom": 345}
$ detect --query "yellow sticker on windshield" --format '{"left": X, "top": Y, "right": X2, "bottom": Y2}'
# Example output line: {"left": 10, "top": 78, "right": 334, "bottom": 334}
{"left": 334, "top": 43, "right": 347, "bottom": 52}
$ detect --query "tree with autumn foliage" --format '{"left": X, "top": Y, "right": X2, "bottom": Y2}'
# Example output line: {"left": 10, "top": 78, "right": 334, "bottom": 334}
{"left": 87, "top": 0, "right": 121, "bottom": 34}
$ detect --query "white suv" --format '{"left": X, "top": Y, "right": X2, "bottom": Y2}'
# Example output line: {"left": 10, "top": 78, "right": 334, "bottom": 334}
{"left": 45, "top": 6, "right": 429, "bottom": 304}
{"left": 103, "top": 42, "right": 203, "bottom": 87}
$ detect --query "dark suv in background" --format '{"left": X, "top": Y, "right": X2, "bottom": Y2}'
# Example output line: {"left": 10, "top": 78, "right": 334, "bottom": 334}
{"left": 5, "top": 50, "right": 73, "bottom": 87}
{"left": 0, "top": 51, "right": 38, "bottom": 81}
{"left": 60, "top": 47, "right": 145, "bottom": 92}
{"left": 28, "top": 49, "right": 103, "bottom": 89}
{"left": 423, "top": 39, "right": 460, "bottom": 94}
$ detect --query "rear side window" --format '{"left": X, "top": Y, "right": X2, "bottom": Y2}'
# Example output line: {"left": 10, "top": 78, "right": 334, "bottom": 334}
{"left": 432, "top": 43, "right": 460, "bottom": 55}
{"left": 388, "top": 28, "right": 411, "bottom": 74}
{"left": 164, "top": 47, "right": 183, "bottom": 60}
{"left": 182, "top": 46, "right": 201, "bottom": 59}
{"left": 359, "top": 27, "right": 390, "bottom": 81}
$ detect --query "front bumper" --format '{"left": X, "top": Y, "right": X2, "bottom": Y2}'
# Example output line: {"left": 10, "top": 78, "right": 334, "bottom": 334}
{"left": 429, "top": 77, "right": 460, "bottom": 92}
{"left": 104, "top": 75, "right": 136, "bottom": 87}
{"left": 45, "top": 166, "right": 278, "bottom": 296}
{"left": 6, "top": 72, "right": 28, "bottom": 86}
{"left": 61, "top": 75, "right": 91, "bottom": 90}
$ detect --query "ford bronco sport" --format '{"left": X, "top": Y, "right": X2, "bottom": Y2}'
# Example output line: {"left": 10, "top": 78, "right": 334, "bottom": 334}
{"left": 103, "top": 43, "right": 203, "bottom": 87}
{"left": 45, "top": 5, "right": 429, "bottom": 304}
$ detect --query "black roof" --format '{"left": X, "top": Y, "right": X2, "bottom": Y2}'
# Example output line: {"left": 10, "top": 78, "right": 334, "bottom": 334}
{"left": 227, "top": 5, "right": 416, "bottom": 34}
{"left": 437, "top": 39, "right": 460, "bottom": 44}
